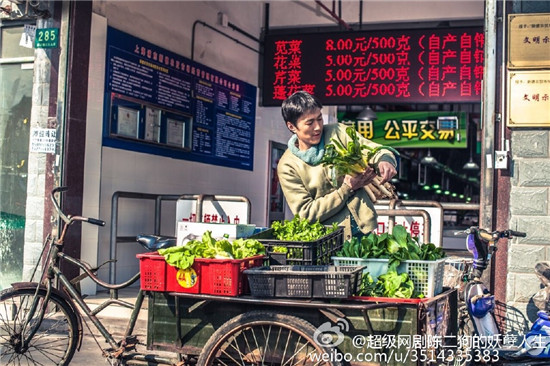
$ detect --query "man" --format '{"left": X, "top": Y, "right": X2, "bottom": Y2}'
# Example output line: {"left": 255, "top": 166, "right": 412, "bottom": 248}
{"left": 277, "top": 91, "right": 397, "bottom": 238}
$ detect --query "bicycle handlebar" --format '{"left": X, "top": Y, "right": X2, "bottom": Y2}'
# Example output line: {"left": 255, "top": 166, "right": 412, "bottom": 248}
{"left": 458, "top": 226, "right": 526, "bottom": 278}
{"left": 509, "top": 230, "right": 527, "bottom": 238}
{"left": 87, "top": 217, "right": 106, "bottom": 226}
{"left": 456, "top": 226, "right": 527, "bottom": 242}
{"left": 51, "top": 187, "right": 105, "bottom": 226}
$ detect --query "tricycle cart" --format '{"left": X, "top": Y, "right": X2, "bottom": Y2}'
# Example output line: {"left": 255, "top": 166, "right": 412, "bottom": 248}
{"left": 147, "top": 288, "right": 458, "bottom": 366}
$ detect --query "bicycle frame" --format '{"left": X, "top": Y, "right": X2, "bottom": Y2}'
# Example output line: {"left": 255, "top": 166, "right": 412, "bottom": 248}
{"left": 14, "top": 187, "right": 180, "bottom": 365}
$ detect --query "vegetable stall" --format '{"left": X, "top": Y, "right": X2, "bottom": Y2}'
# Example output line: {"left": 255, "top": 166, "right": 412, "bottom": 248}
{"left": 139, "top": 215, "right": 458, "bottom": 366}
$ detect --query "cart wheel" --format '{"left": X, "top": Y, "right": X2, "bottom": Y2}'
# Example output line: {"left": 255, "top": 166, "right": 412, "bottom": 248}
{"left": 197, "top": 310, "right": 342, "bottom": 365}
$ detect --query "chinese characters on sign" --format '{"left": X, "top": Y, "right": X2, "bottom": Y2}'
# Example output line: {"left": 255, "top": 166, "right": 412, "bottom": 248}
{"left": 30, "top": 128, "right": 57, "bottom": 153}
{"left": 374, "top": 205, "right": 443, "bottom": 246}
{"left": 105, "top": 27, "right": 257, "bottom": 171}
{"left": 507, "top": 71, "right": 550, "bottom": 127}
{"left": 508, "top": 14, "right": 550, "bottom": 69}
{"left": 263, "top": 27, "right": 484, "bottom": 105}
{"left": 341, "top": 111, "right": 467, "bottom": 148}
{"left": 506, "top": 14, "right": 550, "bottom": 127}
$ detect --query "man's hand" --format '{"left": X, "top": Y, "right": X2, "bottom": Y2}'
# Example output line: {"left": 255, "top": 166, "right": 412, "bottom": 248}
{"left": 377, "top": 161, "right": 397, "bottom": 184}
{"left": 344, "top": 166, "right": 377, "bottom": 191}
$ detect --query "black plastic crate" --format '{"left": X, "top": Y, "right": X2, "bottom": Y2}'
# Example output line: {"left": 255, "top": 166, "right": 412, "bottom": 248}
{"left": 249, "top": 226, "right": 344, "bottom": 265}
{"left": 244, "top": 265, "right": 363, "bottom": 299}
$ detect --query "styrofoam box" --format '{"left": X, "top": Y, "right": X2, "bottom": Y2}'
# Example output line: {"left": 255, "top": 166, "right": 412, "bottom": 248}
{"left": 177, "top": 221, "right": 256, "bottom": 245}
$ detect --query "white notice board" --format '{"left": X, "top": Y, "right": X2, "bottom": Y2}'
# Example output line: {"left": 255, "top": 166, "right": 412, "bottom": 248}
{"left": 175, "top": 195, "right": 250, "bottom": 235}
{"left": 374, "top": 204, "right": 443, "bottom": 247}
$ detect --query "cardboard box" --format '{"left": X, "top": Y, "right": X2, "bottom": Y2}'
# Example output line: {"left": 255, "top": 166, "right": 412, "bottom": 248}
{"left": 176, "top": 221, "right": 256, "bottom": 246}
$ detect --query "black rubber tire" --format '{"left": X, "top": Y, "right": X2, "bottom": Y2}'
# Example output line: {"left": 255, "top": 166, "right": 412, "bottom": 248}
{"left": 0, "top": 286, "right": 79, "bottom": 365}
{"left": 197, "top": 310, "right": 342, "bottom": 365}
{"left": 454, "top": 306, "right": 475, "bottom": 366}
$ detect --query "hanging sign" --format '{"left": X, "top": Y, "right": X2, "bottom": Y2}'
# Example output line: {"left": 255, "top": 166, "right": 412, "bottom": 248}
{"left": 261, "top": 26, "right": 484, "bottom": 105}
{"left": 339, "top": 111, "right": 467, "bottom": 148}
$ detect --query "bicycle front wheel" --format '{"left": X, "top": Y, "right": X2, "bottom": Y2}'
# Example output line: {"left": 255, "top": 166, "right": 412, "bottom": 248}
{"left": 0, "top": 286, "right": 79, "bottom": 365}
{"left": 197, "top": 310, "right": 341, "bottom": 366}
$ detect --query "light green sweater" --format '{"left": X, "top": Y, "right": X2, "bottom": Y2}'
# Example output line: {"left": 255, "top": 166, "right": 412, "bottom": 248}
{"left": 277, "top": 123, "right": 397, "bottom": 237}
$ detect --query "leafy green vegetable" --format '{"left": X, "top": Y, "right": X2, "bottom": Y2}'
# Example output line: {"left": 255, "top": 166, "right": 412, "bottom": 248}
{"left": 338, "top": 225, "right": 446, "bottom": 268}
{"left": 357, "top": 271, "right": 422, "bottom": 299}
{"left": 231, "top": 238, "right": 266, "bottom": 260}
{"left": 271, "top": 216, "right": 338, "bottom": 242}
{"left": 320, "top": 126, "right": 399, "bottom": 180}
{"left": 158, "top": 231, "right": 265, "bottom": 269}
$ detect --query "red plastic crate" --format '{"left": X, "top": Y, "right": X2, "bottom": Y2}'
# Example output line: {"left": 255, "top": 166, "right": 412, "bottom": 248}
{"left": 137, "top": 252, "right": 201, "bottom": 293}
{"left": 137, "top": 252, "right": 264, "bottom": 296}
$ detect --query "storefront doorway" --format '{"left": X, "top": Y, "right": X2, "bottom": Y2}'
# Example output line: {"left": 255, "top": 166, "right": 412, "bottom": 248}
{"left": 0, "top": 23, "right": 34, "bottom": 289}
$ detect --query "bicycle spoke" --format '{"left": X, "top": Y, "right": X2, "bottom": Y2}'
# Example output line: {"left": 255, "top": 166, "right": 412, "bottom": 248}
{"left": 222, "top": 334, "right": 247, "bottom": 364}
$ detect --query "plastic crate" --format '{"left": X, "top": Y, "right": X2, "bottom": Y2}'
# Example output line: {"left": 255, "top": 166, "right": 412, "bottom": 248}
{"left": 137, "top": 252, "right": 264, "bottom": 296}
{"left": 199, "top": 255, "right": 264, "bottom": 296}
{"left": 331, "top": 256, "right": 446, "bottom": 297}
{"left": 249, "top": 227, "right": 344, "bottom": 265}
{"left": 244, "top": 265, "right": 363, "bottom": 299}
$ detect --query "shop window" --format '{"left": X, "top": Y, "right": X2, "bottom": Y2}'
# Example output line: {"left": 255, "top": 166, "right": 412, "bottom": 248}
{"left": 0, "top": 24, "right": 34, "bottom": 289}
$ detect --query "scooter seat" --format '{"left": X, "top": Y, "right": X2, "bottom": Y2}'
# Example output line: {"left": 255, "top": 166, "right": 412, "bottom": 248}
{"left": 136, "top": 234, "right": 176, "bottom": 251}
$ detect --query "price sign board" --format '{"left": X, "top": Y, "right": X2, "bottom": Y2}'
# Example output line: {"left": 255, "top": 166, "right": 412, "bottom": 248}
{"left": 261, "top": 26, "right": 484, "bottom": 105}
{"left": 35, "top": 28, "right": 59, "bottom": 49}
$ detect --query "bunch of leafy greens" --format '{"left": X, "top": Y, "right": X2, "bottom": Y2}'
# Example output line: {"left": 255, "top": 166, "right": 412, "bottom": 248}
{"left": 158, "top": 231, "right": 265, "bottom": 269}
{"left": 320, "top": 126, "right": 399, "bottom": 180}
{"left": 338, "top": 225, "right": 446, "bottom": 271}
{"left": 271, "top": 216, "right": 339, "bottom": 242}
{"left": 357, "top": 271, "right": 422, "bottom": 299}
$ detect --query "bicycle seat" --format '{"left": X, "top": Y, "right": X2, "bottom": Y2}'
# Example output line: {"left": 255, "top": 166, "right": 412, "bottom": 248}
{"left": 136, "top": 234, "right": 177, "bottom": 251}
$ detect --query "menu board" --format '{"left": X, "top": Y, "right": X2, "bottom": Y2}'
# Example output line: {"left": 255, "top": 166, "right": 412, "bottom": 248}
{"left": 103, "top": 27, "right": 257, "bottom": 170}
{"left": 261, "top": 26, "right": 484, "bottom": 106}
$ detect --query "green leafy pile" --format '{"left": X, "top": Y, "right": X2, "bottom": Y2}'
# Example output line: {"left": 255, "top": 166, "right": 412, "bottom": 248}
{"left": 357, "top": 271, "right": 422, "bottom": 299}
{"left": 338, "top": 225, "right": 445, "bottom": 270}
{"left": 270, "top": 216, "right": 338, "bottom": 255}
{"left": 271, "top": 216, "right": 338, "bottom": 242}
{"left": 158, "top": 231, "right": 265, "bottom": 269}
{"left": 320, "top": 126, "right": 399, "bottom": 178}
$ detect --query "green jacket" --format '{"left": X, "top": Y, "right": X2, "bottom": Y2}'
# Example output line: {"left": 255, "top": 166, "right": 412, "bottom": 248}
{"left": 277, "top": 123, "right": 397, "bottom": 237}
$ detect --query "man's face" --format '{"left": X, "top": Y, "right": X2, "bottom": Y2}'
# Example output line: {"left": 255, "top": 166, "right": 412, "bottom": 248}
{"left": 286, "top": 108, "right": 324, "bottom": 151}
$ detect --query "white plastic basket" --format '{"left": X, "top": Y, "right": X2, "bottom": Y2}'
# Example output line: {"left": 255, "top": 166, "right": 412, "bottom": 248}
{"left": 331, "top": 256, "right": 446, "bottom": 297}
{"left": 331, "top": 257, "right": 389, "bottom": 281}
{"left": 399, "top": 258, "right": 446, "bottom": 298}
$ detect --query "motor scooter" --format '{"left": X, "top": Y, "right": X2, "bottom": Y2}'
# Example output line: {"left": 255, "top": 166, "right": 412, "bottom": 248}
{"left": 456, "top": 227, "right": 550, "bottom": 365}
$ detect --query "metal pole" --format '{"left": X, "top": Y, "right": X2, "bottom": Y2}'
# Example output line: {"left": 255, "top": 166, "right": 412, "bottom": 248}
{"left": 109, "top": 192, "right": 120, "bottom": 284}
{"left": 480, "top": 0, "right": 498, "bottom": 230}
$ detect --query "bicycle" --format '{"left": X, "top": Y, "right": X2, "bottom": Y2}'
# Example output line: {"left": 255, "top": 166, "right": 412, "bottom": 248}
{"left": 450, "top": 226, "right": 550, "bottom": 366}
{"left": 0, "top": 187, "right": 340, "bottom": 365}
{"left": 0, "top": 186, "right": 183, "bottom": 365}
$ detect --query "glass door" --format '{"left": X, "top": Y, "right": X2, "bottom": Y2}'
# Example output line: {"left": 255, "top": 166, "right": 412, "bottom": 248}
{"left": 267, "top": 141, "right": 287, "bottom": 225}
{"left": 0, "top": 24, "right": 34, "bottom": 289}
